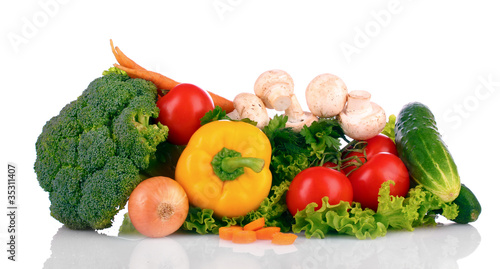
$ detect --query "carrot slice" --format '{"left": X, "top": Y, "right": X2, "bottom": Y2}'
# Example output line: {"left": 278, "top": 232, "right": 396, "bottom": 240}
{"left": 232, "top": 230, "right": 257, "bottom": 244}
{"left": 243, "top": 217, "right": 266, "bottom": 231}
{"left": 271, "top": 232, "right": 298, "bottom": 245}
{"left": 256, "top": 227, "right": 281, "bottom": 240}
{"left": 218, "top": 226, "right": 243, "bottom": 241}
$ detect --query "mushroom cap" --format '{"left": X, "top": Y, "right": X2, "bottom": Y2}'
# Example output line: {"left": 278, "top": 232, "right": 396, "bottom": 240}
{"left": 232, "top": 92, "right": 269, "bottom": 129}
{"left": 254, "top": 69, "right": 294, "bottom": 111}
{"left": 338, "top": 102, "right": 386, "bottom": 140}
{"left": 306, "top": 73, "right": 348, "bottom": 118}
{"left": 285, "top": 112, "right": 318, "bottom": 132}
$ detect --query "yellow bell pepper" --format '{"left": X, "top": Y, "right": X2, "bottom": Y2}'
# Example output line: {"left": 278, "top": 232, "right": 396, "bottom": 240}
{"left": 175, "top": 120, "right": 272, "bottom": 218}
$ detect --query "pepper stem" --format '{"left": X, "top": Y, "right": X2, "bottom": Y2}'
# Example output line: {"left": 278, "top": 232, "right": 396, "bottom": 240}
{"left": 221, "top": 157, "right": 265, "bottom": 174}
{"left": 212, "top": 147, "right": 265, "bottom": 182}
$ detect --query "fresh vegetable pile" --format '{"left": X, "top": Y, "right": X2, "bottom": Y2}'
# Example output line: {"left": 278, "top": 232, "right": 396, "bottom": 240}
{"left": 35, "top": 41, "right": 481, "bottom": 243}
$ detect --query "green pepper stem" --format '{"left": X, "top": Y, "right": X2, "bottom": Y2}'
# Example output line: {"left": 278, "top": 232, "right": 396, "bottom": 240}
{"left": 212, "top": 147, "right": 265, "bottom": 182}
{"left": 221, "top": 157, "right": 265, "bottom": 174}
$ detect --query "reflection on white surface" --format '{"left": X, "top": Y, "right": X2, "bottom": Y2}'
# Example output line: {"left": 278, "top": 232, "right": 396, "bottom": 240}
{"left": 129, "top": 238, "right": 189, "bottom": 269}
{"left": 43, "top": 223, "right": 480, "bottom": 269}
{"left": 218, "top": 237, "right": 298, "bottom": 256}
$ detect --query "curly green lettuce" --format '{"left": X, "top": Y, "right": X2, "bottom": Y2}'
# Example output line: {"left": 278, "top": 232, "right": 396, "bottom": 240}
{"left": 381, "top": 114, "right": 397, "bottom": 142}
{"left": 292, "top": 181, "right": 459, "bottom": 239}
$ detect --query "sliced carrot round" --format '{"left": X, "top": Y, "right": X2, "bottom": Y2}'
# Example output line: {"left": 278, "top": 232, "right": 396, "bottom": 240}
{"left": 243, "top": 217, "right": 266, "bottom": 231}
{"left": 219, "top": 226, "right": 243, "bottom": 241}
{"left": 271, "top": 232, "right": 298, "bottom": 245}
{"left": 232, "top": 230, "right": 257, "bottom": 244}
{"left": 256, "top": 227, "right": 281, "bottom": 240}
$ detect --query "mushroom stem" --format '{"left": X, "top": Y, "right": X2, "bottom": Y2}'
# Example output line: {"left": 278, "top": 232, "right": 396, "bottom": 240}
{"left": 285, "top": 94, "right": 305, "bottom": 122}
{"left": 267, "top": 84, "right": 292, "bottom": 111}
{"left": 345, "top": 90, "right": 373, "bottom": 115}
{"left": 285, "top": 94, "right": 318, "bottom": 132}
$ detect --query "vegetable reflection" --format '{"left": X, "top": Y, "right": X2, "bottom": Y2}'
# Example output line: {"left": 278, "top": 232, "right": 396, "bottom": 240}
{"left": 44, "top": 223, "right": 480, "bottom": 269}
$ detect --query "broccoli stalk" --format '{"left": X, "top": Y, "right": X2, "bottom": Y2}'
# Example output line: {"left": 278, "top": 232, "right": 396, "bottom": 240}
{"left": 34, "top": 70, "right": 173, "bottom": 230}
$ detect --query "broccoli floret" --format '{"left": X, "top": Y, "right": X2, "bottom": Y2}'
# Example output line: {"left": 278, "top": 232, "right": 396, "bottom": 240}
{"left": 77, "top": 126, "right": 116, "bottom": 173}
{"left": 34, "top": 70, "right": 169, "bottom": 230}
{"left": 78, "top": 156, "right": 140, "bottom": 229}
{"left": 113, "top": 95, "right": 168, "bottom": 170}
{"left": 49, "top": 167, "right": 86, "bottom": 229}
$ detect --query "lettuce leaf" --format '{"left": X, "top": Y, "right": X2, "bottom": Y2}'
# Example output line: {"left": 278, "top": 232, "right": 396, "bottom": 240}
{"left": 292, "top": 181, "right": 459, "bottom": 240}
{"left": 381, "top": 114, "right": 397, "bottom": 142}
{"left": 271, "top": 154, "right": 309, "bottom": 184}
{"left": 292, "top": 198, "right": 386, "bottom": 240}
{"left": 182, "top": 207, "right": 221, "bottom": 234}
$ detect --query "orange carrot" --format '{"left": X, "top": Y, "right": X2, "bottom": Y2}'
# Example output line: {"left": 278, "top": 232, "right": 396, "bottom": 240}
{"left": 271, "top": 232, "right": 298, "bottom": 245}
{"left": 218, "top": 226, "right": 243, "bottom": 241}
{"left": 110, "top": 41, "right": 234, "bottom": 113}
{"left": 116, "top": 63, "right": 235, "bottom": 112}
{"left": 208, "top": 92, "right": 235, "bottom": 113}
{"left": 255, "top": 227, "right": 281, "bottom": 240}
{"left": 243, "top": 217, "right": 266, "bottom": 231}
{"left": 114, "top": 64, "right": 180, "bottom": 91}
{"left": 232, "top": 230, "right": 257, "bottom": 244}
{"left": 110, "top": 39, "right": 146, "bottom": 70}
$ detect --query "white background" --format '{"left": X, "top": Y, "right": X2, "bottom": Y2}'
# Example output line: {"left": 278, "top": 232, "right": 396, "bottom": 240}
{"left": 1, "top": 0, "right": 499, "bottom": 268}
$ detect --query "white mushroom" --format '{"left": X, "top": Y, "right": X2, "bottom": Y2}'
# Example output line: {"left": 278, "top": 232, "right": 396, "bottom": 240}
{"left": 285, "top": 94, "right": 318, "bottom": 132}
{"left": 227, "top": 93, "right": 269, "bottom": 129}
{"left": 254, "top": 69, "right": 294, "bottom": 111}
{"left": 306, "top": 73, "right": 348, "bottom": 118}
{"left": 337, "top": 90, "right": 386, "bottom": 140}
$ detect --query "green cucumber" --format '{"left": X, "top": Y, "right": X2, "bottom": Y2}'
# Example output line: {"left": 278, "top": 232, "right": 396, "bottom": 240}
{"left": 452, "top": 184, "right": 481, "bottom": 224}
{"left": 394, "top": 102, "right": 461, "bottom": 202}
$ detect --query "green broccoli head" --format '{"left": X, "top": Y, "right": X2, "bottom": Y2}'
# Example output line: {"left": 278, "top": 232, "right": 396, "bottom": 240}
{"left": 34, "top": 71, "right": 169, "bottom": 230}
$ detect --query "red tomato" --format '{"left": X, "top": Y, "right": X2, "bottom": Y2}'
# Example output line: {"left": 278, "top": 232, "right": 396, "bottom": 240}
{"left": 286, "top": 167, "right": 353, "bottom": 216}
{"left": 365, "top": 134, "right": 398, "bottom": 158}
{"left": 348, "top": 152, "right": 409, "bottom": 211}
{"left": 156, "top": 83, "right": 214, "bottom": 145}
{"left": 341, "top": 134, "right": 397, "bottom": 175}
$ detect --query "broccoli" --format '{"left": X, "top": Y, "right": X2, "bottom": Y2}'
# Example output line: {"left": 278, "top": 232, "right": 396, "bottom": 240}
{"left": 34, "top": 70, "right": 169, "bottom": 230}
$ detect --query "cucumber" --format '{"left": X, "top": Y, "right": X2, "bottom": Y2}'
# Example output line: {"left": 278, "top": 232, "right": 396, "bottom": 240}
{"left": 394, "top": 102, "right": 461, "bottom": 202}
{"left": 452, "top": 184, "right": 481, "bottom": 224}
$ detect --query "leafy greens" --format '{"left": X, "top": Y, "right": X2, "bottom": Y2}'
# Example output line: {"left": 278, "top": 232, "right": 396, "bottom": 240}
{"left": 292, "top": 181, "right": 459, "bottom": 239}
